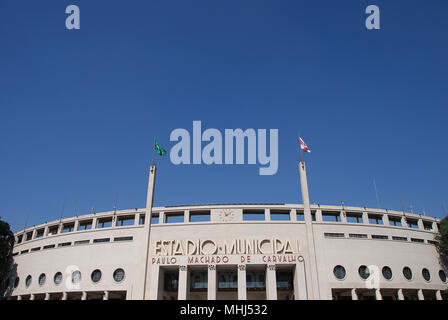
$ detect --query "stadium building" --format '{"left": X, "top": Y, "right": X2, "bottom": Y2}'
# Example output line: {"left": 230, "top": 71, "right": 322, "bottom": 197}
{"left": 4, "top": 162, "right": 448, "bottom": 300}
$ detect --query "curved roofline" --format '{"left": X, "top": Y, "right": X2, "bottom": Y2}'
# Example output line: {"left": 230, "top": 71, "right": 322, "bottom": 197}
{"left": 13, "top": 203, "right": 441, "bottom": 235}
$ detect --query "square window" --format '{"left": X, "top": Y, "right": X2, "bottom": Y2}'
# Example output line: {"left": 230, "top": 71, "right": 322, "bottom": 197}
{"left": 165, "top": 212, "right": 184, "bottom": 223}
{"left": 243, "top": 210, "right": 265, "bottom": 221}
{"left": 270, "top": 211, "right": 290, "bottom": 221}
{"left": 190, "top": 211, "right": 211, "bottom": 223}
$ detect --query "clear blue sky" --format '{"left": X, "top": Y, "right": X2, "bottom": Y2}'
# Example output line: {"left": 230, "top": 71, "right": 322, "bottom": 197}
{"left": 1, "top": 1, "right": 447, "bottom": 232}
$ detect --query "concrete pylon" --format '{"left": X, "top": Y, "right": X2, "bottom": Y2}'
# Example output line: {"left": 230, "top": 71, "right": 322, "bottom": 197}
{"left": 299, "top": 161, "right": 320, "bottom": 299}
{"left": 141, "top": 165, "right": 157, "bottom": 300}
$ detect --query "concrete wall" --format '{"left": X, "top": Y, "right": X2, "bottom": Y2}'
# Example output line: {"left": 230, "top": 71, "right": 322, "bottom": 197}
{"left": 7, "top": 204, "right": 446, "bottom": 300}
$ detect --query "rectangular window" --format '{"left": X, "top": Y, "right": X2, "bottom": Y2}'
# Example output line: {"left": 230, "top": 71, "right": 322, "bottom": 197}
{"left": 423, "top": 222, "right": 432, "bottom": 231}
{"left": 97, "top": 217, "right": 112, "bottom": 229}
{"left": 116, "top": 215, "right": 135, "bottom": 227}
{"left": 407, "top": 219, "right": 419, "bottom": 229}
{"left": 411, "top": 238, "right": 424, "bottom": 243}
{"left": 372, "top": 235, "right": 388, "bottom": 240}
{"left": 324, "top": 233, "right": 345, "bottom": 238}
{"left": 368, "top": 215, "right": 383, "bottom": 225}
{"left": 35, "top": 229, "right": 45, "bottom": 238}
{"left": 243, "top": 210, "right": 265, "bottom": 221}
{"left": 78, "top": 220, "right": 92, "bottom": 231}
{"left": 31, "top": 247, "right": 41, "bottom": 252}
{"left": 139, "top": 214, "right": 146, "bottom": 225}
{"left": 93, "top": 238, "right": 110, "bottom": 243}
{"left": 47, "top": 225, "right": 59, "bottom": 236}
{"left": 17, "top": 235, "right": 23, "bottom": 244}
{"left": 270, "top": 210, "right": 290, "bottom": 221}
{"left": 150, "top": 215, "right": 159, "bottom": 225}
{"left": 25, "top": 231, "right": 33, "bottom": 241}
{"left": 322, "top": 211, "right": 341, "bottom": 222}
{"left": 20, "top": 250, "right": 29, "bottom": 254}
{"left": 74, "top": 240, "right": 90, "bottom": 245}
{"left": 114, "top": 236, "right": 133, "bottom": 242}
{"left": 165, "top": 212, "right": 184, "bottom": 224}
{"left": 392, "top": 236, "right": 407, "bottom": 242}
{"left": 296, "top": 211, "right": 305, "bottom": 221}
{"left": 427, "top": 240, "right": 438, "bottom": 245}
{"left": 43, "top": 244, "right": 55, "bottom": 250}
{"left": 389, "top": 217, "right": 402, "bottom": 227}
{"left": 62, "top": 223, "right": 75, "bottom": 233}
{"left": 346, "top": 213, "right": 363, "bottom": 223}
{"left": 190, "top": 211, "right": 211, "bottom": 223}
{"left": 349, "top": 233, "right": 368, "bottom": 239}
{"left": 58, "top": 242, "right": 72, "bottom": 247}
{"left": 311, "top": 212, "right": 316, "bottom": 221}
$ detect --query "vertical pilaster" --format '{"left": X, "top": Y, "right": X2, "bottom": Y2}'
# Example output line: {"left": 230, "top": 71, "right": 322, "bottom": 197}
{"left": 74, "top": 219, "right": 79, "bottom": 232}
{"left": 436, "top": 290, "right": 442, "bottom": 300}
{"left": 293, "top": 259, "right": 307, "bottom": 300}
{"left": 375, "top": 288, "right": 382, "bottom": 300}
{"left": 397, "top": 289, "right": 404, "bottom": 300}
{"left": 340, "top": 210, "right": 347, "bottom": 223}
{"left": 362, "top": 212, "right": 369, "bottom": 224}
{"left": 290, "top": 209, "right": 297, "bottom": 222}
{"left": 315, "top": 209, "right": 322, "bottom": 222}
{"left": 417, "top": 289, "right": 424, "bottom": 300}
{"left": 382, "top": 214, "right": 389, "bottom": 226}
{"left": 148, "top": 264, "right": 161, "bottom": 300}
{"left": 401, "top": 216, "right": 408, "bottom": 228}
{"left": 238, "top": 265, "right": 247, "bottom": 300}
{"left": 81, "top": 291, "right": 87, "bottom": 300}
{"left": 30, "top": 294, "right": 35, "bottom": 300}
{"left": 207, "top": 265, "right": 217, "bottom": 300}
{"left": 351, "top": 288, "right": 358, "bottom": 300}
{"left": 417, "top": 218, "right": 424, "bottom": 230}
{"left": 432, "top": 221, "right": 439, "bottom": 233}
{"left": 178, "top": 265, "right": 189, "bottom": 300}
{"left": 265, "top": 209, "right": 270, "bottom": 222}
{"left": 266, "top": 264, "right": 277, "bottom": 300}
{"left": 103, "top": 291, "right": 109, "bottom": 300}
{"left": 44, "top": 226, "right": 49, "bottom": 237}
{"left": 62, "top": 292, "right": 67, "bottom": 300}
{"left": 159, "top": 212, "right": 165, "bottom": 224}
{"left": 184, "top": 210, "right": 190, "bottom": 223}
{"left": 44, "top": 293, "right": 50, "bottom": 300}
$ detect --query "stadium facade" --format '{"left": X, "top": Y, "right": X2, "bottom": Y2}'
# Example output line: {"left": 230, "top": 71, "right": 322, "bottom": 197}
{"left": 4, "top": 162, "right": 448, "bottom": 300}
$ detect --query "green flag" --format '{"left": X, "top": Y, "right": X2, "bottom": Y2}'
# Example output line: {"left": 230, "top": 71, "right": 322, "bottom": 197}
{"left": 154, "top": 141, "right": 167, "bottom": 156}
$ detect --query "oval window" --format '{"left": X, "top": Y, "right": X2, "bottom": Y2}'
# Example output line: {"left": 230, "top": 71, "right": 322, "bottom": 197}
{"left": 403, "top": 267, "right": 412, "bottom": 281}
{"left": 113, "top": 268, "right": 125, "bottom": 282}
{"left": 382, "top": 266, "right": 393, "bottom": 280}
{"left": 38, "top": 273, "right": 46, "bottom": 286}
{"left": 422, "top": 268, "right": 431, "bottom": 282}
{"left": 54, "top": 272, "right": 63, "bottom": 285}
{"left": 358, "top": 265, "right": 370, "bottom": 280}
{"left": 25, "top": 275, "right": 32, "bottom": 288}
{"left": 333, "top": 265, "right": 346, "bottom": 280}
{"left": 91, "top": 269, "right": 102, "bottom": 283}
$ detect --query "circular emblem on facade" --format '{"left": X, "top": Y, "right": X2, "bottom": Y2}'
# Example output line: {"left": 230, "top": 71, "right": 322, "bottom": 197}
{"left": 298, "top": 256, "right": 304, "bottom": 262}
{"left": 218, "top": 209, "right": 235, "bottom": 222}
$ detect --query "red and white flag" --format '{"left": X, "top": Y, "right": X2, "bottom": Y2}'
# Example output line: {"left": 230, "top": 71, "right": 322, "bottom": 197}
{"left": 299, "top": 137, "right": 311, "bottom": 153}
